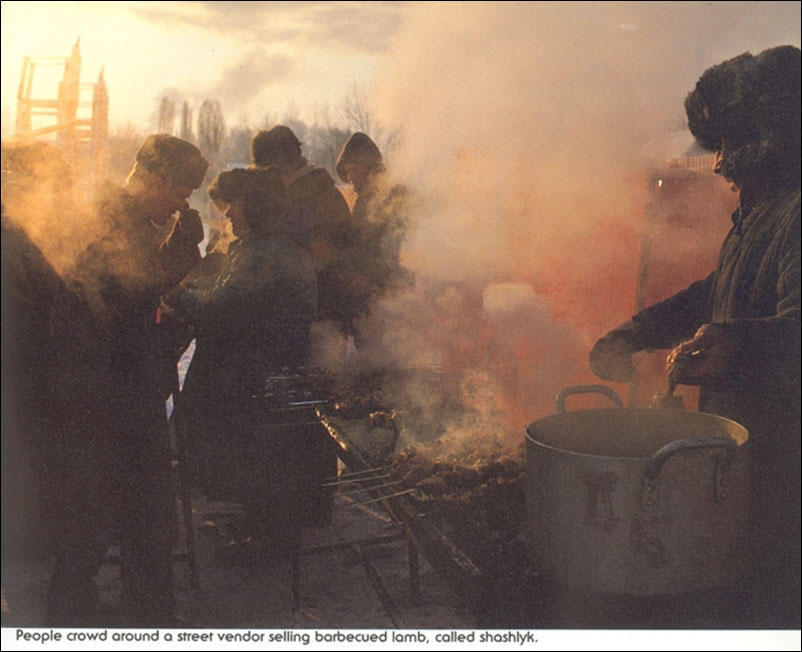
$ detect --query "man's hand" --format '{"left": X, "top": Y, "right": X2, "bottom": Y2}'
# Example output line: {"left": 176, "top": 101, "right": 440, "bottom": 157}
{"left": 589, "top": 325, "right": 639, "bottom": 382}
{"left": 666, "top": 323, "right": 735, "bottom": 387}
{"left": 175, "top": 203, "right": 204, "bottom": 245}
{"left": 161, "top": 278, "right": 196, "bottom": 313}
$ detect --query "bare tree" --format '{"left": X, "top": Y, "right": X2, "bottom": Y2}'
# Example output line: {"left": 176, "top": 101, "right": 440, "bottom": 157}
{"left": 198, "top": 100, "right": 226, "bottom": 159}
{"left": 180, "top": 101, "right": 194, "bottom": 144}
{"left": 158, "top": 97, "right": 176, "bottom": 134}
{"left": 259, "top": 110, "right": 277, "bottom": 130}
{"left": 220, "top": 125, "right": 254, "bottom": 168}
{"left": 340, "top": 83, "right": 403, "bottom": 163}
{"left": 303, "top": 102, "right": 350, "bottom": 176}
{"left": 341, "top": 83, "right": 374, "bottom": 135}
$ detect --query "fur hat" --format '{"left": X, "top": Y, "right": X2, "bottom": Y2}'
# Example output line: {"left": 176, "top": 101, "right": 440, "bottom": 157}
{"left": 207, "top": 166, "right": 287, "bottom": 230}
{"left": 136, "top": 134, "right": 208, "bottom": 189}
{"left": 335, "top": 132, "right": 384, "bottom": 182}
{"left": 685, "top": 45, "right": 800, "bottom": 185}
{"left": 251, "top": 126, "right": 302, "bottom": 166}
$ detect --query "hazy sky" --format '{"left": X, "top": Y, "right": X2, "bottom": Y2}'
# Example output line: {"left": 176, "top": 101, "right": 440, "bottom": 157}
{"left": 1, "top": 1, "right": 799, "bottom": 135}
{"left": 1, "top": 0, "right": 404, "bottom": 132}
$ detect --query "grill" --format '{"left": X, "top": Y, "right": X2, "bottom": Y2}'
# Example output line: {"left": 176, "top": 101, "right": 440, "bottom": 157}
{"left": 315, "top": 406, "right": 564, "bottom": 627}
{"left": 177, "top": 368, "right": 451, "bottom": 621}
{"left": 177, "top": 368, "right": 521, "bottom": 625}
{"left": 315, "top": 410, "right": 486, "bottom": 620}
{"left": 174, "top": 368, "right": 336, "bottom": 591}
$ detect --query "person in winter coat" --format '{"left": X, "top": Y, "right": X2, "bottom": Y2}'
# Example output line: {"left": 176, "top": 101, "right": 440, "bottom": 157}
{"left": 251, "top": 126, "right": 355, "bottom": 331}
{"left": 589, "top": 46, "right": 800, "bottom": 628}
{"left": 2, "top": 141, "right": 123, "bottom": 627}
{"left": 335, "top": 131, "right": 412, "bottom": 327}
{"left": 69, "top": 134, "right": 208, "bottom": 626}
{"left": 165, "top": 167, "right": 319, "bottom": 537}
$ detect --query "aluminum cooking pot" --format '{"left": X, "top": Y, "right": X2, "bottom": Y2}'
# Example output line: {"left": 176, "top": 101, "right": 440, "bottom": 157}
{"left": 525, "top": 385, "right": 749, "bottom": 596}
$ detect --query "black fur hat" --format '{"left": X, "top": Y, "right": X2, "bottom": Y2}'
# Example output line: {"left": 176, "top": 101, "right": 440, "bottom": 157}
{"left": 251, "top": 126, "right": 302, "bottom": 166}
{"left": 207, "top": 166, "right": 287, "bottom": 230}
{"left": 685, "top": 45, "right": 800, "bottom": 186}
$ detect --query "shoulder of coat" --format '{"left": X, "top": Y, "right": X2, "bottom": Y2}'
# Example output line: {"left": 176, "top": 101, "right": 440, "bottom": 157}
{"left": 289, "top": 165, "right": 337, "bottom": 194}
{"left": 95, "top": 180, "right": 125, "bottom": 213}
{"left": 766, "top": 186, "right": 801, "bottom": 230}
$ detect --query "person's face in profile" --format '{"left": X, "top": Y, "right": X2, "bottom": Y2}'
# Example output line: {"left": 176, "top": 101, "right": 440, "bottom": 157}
{"left": 134, "top": 169, "right": 194, "bottom": 223}
{"left": 343, "top": 162, "right": 371, "bottom": 195}
{"left": 226, "top": 200, "right": 248, "bottom": 237}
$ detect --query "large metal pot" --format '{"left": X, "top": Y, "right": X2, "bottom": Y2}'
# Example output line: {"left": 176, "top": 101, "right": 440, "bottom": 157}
{"left": 525, "top": 385, "right": 749, "bottom": 596}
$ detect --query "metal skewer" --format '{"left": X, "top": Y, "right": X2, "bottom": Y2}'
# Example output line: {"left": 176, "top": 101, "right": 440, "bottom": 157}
{"left": 335, "top": 480, "right": 403, "bottom": 496}
{"left": 322, "top": 465, "right": 389, "bottom": 482}
{"left": 322, "top": 473, "right": 392, "bottom": 487}
{"left": 343, "top": 488, "right": 416, "bottom": 506}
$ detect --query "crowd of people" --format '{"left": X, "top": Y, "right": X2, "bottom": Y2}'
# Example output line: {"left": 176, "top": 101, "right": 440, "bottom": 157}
{"left": 2, "top": 127, "right": 409, "bottom": 626}
{"left": 1, "top": 44, "right": 799, "bottom": 629}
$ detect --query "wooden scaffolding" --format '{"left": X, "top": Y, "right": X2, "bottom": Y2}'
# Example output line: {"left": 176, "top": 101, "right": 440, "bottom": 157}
{"left": 12, "top": 38, "right": 108, "bottom": 179}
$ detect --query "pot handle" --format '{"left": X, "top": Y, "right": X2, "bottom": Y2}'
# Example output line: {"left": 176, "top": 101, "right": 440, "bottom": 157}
{"left": 556, "top": 385, "right": 623, "bottom": 413}
{"left": 643, "top": 437, "right": 737, "bottom": 505}
{"left": 635, "top": 436, "right": 738, "bottom": 567}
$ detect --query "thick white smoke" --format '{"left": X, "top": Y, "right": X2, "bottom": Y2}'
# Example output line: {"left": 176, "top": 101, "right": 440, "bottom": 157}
{"left": 344, "top": 2, "right": 799, "bottom": 437}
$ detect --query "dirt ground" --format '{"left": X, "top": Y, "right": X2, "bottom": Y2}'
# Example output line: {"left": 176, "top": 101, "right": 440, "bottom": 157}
{"left": 1, "top": 487, "right": 475, "bottom": 630}
{"left": 3, "top": 493, "right": 800, "bottom": 652}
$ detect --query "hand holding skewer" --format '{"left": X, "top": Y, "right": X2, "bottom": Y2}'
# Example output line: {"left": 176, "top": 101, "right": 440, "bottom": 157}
{"left": 665, "top": 323, "right": 735, "bottom": 387}
{"left": 650, "top": 378, "right": 686, "bottom": 409}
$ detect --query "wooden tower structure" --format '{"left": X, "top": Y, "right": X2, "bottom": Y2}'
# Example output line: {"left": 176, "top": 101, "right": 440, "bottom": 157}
{"left": 13, "top": 38, "right": 108, "bottom": 179}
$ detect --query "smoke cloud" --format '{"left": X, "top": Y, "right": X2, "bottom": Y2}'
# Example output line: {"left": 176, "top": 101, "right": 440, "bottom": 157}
{"left": 335, "top": 2, "right": 799, "bottom": 442}
{"left": 206, "top": 50, "right": 294, "bottom": 108}
{"left": 1, "top": 142, "right": 104, "bottom": 277}
{"left": 3, "top": 2, "right": 798, "bottom": 452}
